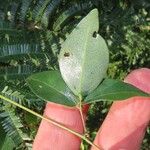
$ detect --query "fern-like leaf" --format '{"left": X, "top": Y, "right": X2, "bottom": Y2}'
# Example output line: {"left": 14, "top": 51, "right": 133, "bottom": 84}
{"left": 0, "top": 65, "right": 41, "bottom": 81}
{"left": 41, "top": 0, "right": 61, "bottom": 28}
{"left": 19, "top": 0, "right": 32, "bottom": 24}
{"left": 0, "top": 102, "right": 32, "bottom": 149}
{"left": 32, "top": 0, "right": 52, "bottom": 23}
{"left": 8, "top": 2, "right": 20, "bottom": 24}
{"left": 0, "top": 40, "right": 44, "bottom": 61}
{"left": 1, "top": 86, "right": 45, "bottom": 110}
{"left": 53, "top": 2, "right": 93, "bottom": 31}
{"left": 0, "top": 20, "right": 18, "bottom": 35}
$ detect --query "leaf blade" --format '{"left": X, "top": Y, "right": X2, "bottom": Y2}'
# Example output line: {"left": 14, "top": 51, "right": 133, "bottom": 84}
{"left": 84, "top": 79, "right": 150, "bottom": 104}
{"left": 26, "top": 71, "right": 77, "bottom": 106}
{"left": 59, "top": 9, "right": 109, "bottom": 97}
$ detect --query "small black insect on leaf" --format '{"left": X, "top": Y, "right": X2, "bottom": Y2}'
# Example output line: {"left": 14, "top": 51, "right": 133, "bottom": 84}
{"left": 92, "top": 31, "right": 97, "bottom": 38}
{"left": 64, "top": 52, "right": 70, "bottom": 57}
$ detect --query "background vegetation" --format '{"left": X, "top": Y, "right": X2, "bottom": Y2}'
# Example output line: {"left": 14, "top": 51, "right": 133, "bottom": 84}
{"left": 0, "top": 0, "right": 149, "bottom": 149}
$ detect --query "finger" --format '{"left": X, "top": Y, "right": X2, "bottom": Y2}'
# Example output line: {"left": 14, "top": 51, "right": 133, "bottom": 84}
{"left": 91, "top": 68, "right": 150, "bottom": 150}
{"left": 33, "top": 102, "right": 89, "bottom": 150}
{"left": 124, "top": 68, "right": 150, "bottom": 93}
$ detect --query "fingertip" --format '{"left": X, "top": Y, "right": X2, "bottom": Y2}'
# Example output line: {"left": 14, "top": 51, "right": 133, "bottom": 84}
{"left": 124, "top": 68, "right": 150, "bottom": 93}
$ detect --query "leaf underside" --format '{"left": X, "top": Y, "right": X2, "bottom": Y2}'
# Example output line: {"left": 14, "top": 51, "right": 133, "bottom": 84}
{"left": 59, "top": 9, "right": 109, "bottom": 97}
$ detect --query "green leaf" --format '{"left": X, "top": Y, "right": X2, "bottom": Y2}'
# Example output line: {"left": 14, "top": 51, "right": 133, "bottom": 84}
{"left": 0, "top": 126, "right": 14, "bottom": 149}
{"left": 27, "top": 71, "right": 77, "bottom": 106}
{"left": 41, "top": 0, "right": 61, "bottom": 28}
{"left": 1, "top": 135, "right": 15, "bottom": 150}
{"left": 19, "top": 0, "right": 32, "bottom": 24}
{"left": 0, "top": 65, "right": 37, "bottom": 81}
{"left": 0, "top": 122, "right": 6, "bottom": 149}
{"left": 0, "top": 101, "right": 32, "bottom": 147}
{"left": 59, "top": 9, "right": 109, "bottom": 97}
{"left": 53, "top": 2, "right": 92, "bottom": 31}
{"left": 84, "top": 79, "right": 150, "bottom": 104}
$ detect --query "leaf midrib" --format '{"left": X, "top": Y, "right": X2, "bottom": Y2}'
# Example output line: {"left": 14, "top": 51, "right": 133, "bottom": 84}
{"left": 79, "top": 24, "right": 91, "bottom": 94}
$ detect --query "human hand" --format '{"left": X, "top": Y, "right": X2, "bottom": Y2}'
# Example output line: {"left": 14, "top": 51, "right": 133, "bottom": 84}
{"left": 33, "top": 68, "right": 150, "bottom": 150}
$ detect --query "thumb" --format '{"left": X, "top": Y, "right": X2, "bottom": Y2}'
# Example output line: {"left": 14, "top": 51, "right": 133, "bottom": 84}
{"left": 91, "top": 68, "right": 150, "bottom": 150}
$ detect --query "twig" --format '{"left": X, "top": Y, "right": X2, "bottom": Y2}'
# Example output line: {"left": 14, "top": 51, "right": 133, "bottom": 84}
{"left": 0, "top": 94, "right": 101, "bottom": 150}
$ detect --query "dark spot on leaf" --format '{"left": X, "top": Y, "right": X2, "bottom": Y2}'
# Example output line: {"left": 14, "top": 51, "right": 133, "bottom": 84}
{"left": 64, "top": 52, "right": 70, "bottom": 57}
{"left": 93, "top": 31, "right": 97, "bottom": 38}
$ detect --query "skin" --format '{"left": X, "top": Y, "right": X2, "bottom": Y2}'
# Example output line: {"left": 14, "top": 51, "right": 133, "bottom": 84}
{"left": 33, "top": 68, "right": 150, "bottom": 150}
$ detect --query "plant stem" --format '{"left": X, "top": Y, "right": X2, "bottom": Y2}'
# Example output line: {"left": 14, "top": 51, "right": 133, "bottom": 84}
{"left": 0, "top": 94, "right": 101, "bottom": 150}
{"left": 77, "top": 95, "right": 87, "bottom": 134}
{"left": 79, "top": 107, "right": 87, "bottom": 132}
